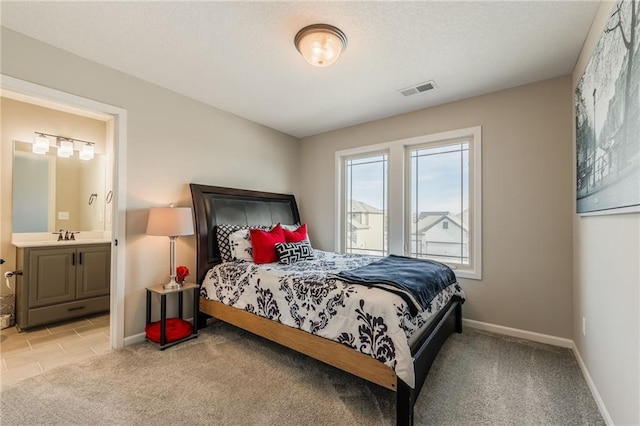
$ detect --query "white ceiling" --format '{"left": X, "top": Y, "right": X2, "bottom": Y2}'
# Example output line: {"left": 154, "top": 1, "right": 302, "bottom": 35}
{"left": 1, "top": 1, "right": 600, "bottom": 138}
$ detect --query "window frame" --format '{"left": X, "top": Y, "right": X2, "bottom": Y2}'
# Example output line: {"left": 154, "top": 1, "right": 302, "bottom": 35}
{"left": 335, "top": 126, "right": 481, "bottom": 280}
{"left": 404, "top": 134, "right": 481, "bottom": 279}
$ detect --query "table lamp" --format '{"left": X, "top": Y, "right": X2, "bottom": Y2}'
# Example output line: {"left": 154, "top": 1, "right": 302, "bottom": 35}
{"left": 146, "top": 206, "right": 194, "bottom": 289}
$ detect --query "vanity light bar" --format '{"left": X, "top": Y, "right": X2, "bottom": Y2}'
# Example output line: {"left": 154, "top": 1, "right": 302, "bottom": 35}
{"left": 33, "top": 132, "right": 95, "bottom": 160}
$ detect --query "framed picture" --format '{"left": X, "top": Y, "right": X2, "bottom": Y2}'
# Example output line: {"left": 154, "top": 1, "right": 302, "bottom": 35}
{"left": 575, "top": 0, "right": 639, "bottom": 215}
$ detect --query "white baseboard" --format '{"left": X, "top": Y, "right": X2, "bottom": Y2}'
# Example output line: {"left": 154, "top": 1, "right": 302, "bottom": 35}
{"left": 462, "top": 319, "right": 573, "bottom": 348}
{"left": 462, "top": 318, "right": 612, "bottom": 425}
{"left": 571, "top": 342, "right": 614, "bottom": 426}
{"left": 124, "top": 332, "right": 146, "bottom": 346}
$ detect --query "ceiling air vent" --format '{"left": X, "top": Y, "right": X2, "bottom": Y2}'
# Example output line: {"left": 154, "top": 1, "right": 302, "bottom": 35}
{"left": 399, "top": 80, "right": 436, "bottom": 97}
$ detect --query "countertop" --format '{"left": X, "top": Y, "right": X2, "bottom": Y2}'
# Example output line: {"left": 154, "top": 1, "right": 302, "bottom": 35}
{"left": 12, "top": 239, "right": 111, "bottom": 248}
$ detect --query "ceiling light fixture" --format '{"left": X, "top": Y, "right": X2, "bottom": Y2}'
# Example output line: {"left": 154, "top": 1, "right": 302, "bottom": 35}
{"left": 294, "top": 24, "right": 347, "bottom": 68}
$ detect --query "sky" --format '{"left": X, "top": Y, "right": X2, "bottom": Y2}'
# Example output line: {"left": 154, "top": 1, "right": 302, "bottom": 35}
{"left": 346, "top": 144, "right": 469, "bottom": 215}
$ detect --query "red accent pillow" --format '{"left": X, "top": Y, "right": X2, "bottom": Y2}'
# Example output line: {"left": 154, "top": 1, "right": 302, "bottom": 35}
{"left": 283, "top": 224, "right": 308, "bottom": 243}
{"left": 145, "top": 318, "right": 192, "bottom": 344}
{"left": 250, "top": 224, "right": 285, "bottom": 264}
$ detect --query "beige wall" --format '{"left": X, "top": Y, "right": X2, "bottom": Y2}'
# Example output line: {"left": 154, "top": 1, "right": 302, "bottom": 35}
{"left": 572, "top": 2, "right": 640, "bottom": 425}
{"left": 300, "top": 76, "right": 574, "bottom": 338}
{"left": 1, "top": 28, "right": 300, "bottom": 337}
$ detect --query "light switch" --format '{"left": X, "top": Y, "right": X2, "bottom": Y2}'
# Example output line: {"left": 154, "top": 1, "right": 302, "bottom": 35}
{"left": 58, "top": 211, "right": 70, "bottom": 220}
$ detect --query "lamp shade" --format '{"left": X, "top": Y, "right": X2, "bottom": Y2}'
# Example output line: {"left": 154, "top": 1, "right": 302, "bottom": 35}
{"left": 146, "top": 207, "right": 194, "bottom": 237}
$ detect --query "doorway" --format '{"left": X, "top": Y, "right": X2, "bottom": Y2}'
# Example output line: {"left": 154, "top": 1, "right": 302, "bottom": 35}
{"left": 0, "top": 74, "right": 126, "bottom": 350}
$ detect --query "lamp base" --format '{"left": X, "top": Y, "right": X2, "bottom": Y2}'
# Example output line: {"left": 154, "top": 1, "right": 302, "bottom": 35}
{"left": 163, "top": 278, "right": 182, "bottom": 290}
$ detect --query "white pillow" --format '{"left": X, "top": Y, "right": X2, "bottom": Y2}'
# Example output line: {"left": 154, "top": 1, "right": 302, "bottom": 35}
{"left": 229, "top": 229, "right": 254, "bottom": 262}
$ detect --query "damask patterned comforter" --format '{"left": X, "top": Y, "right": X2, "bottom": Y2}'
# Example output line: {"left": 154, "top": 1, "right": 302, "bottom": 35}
{"left": 200, "top": 250, "right": 465, "bottom": 388}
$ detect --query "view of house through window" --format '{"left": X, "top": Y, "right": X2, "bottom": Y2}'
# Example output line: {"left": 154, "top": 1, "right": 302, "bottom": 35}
{"left": 408, "top": 142, "right": 470, "bottom": 265}
{"left": 344, "top": 154, "right": 388, "bottom": 255}
{"left": 338, "top": 127, "right": 481, "bottom": 279}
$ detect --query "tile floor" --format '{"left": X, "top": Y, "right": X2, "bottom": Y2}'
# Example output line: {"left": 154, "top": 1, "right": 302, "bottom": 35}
{"left": 0, "top": 312, "right": 111, "bottom": 390}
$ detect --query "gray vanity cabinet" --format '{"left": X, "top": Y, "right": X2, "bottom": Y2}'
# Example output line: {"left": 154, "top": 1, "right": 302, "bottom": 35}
{"left": 27, "top": 247, "right": 76, "bottom": 308}
{"left": 16, "top": 244, "right": 110, "bottom": 331}
{"left": 76, "top": 245, "right": 111, "bottom": 299}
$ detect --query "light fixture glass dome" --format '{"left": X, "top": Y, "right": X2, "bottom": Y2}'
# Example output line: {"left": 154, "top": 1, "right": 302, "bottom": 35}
{"left": 295, "top": 24, "right": 347, "bottom": 68}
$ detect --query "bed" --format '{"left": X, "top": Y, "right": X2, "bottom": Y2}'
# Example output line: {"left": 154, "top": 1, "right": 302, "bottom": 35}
{"left": 190, "top": 183, "right": 464, "bottom": 425}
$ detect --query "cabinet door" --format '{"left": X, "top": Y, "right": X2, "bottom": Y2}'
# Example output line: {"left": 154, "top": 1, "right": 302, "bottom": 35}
{"left": 76, "top": 245, "right": 111, "bottom": 299}
{"left": 28, "top": 247, "right": 76, "bottom": 308}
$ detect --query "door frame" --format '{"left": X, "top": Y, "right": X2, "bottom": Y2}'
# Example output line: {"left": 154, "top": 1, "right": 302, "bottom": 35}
{"left": 2, "top": 74, "right": 127, "bottom": 349}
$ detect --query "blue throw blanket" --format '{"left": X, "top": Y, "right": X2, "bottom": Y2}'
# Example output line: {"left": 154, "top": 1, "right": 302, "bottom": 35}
{"left": 333, "top": 255, "right": 458, "bottom": 315}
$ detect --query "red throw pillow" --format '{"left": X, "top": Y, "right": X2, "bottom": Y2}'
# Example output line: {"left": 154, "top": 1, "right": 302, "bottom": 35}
{"left": 283, "top": 224, "right": 308, "bottom": 243}
{"left": 250, "top": 224, "right": 285, "bottom": 264}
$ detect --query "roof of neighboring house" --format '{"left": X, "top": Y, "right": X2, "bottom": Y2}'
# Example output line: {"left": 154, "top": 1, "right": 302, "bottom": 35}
{"left": 347, "top": 200, "right": 384, "bottom": 214}
{"left": 348, "top": 218, "right": 370, "bottom": 230}
{"left": 456, "top": 209, "right": 469, "bottom": 227}
{"left": 418, "top": 211, "right": 449, "bottom": 219}
{"left": 413, "top": 210, "right": 469, "bottom": 234}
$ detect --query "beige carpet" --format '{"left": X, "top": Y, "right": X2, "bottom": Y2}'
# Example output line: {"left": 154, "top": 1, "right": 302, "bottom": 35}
{"left": 0, "top": 323, "right": 604, "bottom": 425}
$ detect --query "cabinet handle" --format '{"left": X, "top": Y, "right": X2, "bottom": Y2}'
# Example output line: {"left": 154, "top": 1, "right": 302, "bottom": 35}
{"left": 68, "top": 306, "right": 85, "bottom": 312}
{"left": 79, "top": 252, "right": 83, "bottom": 265}
{"left": 72, "top": 253, "right": 76, "bottom": 266}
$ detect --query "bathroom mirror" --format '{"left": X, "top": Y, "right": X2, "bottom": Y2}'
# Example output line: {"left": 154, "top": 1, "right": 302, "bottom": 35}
{"left": 12, "top": 141, "right": 107, "bottom": 233}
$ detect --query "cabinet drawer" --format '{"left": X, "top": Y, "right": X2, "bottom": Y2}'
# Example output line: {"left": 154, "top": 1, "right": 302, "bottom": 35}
{"left": 28, "top": 295, "right": 110, "bottom": 327}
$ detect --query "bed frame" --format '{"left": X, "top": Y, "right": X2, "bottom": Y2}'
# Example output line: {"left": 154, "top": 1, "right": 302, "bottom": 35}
{"left": 190, "top": 183, "right": 462, "bottom": 426}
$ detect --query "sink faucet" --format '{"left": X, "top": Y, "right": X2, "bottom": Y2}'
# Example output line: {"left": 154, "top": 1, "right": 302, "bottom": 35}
{"left": 52, "top": 230, "right": 79, "bottom": 241}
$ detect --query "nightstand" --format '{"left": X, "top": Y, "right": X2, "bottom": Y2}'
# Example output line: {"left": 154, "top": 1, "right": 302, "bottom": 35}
{"left": 145, "top": 282, "right": 199, "bottom": 349}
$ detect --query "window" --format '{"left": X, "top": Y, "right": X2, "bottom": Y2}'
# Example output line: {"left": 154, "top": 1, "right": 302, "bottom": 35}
{"left": 337, "top": 127, "right": 481, "bottom": 279}
{"left": 343, "top": 153, "right": 388, "bottom": 256}
{"left": 408, "top": 141, "right": 469, "bottom": 266}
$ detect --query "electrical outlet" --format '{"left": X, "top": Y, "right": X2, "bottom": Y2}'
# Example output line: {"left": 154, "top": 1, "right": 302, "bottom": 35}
{"left": 582, "top": 317, "right": 587, "bottom": 336}
{"left": 58, "top": 211, "right": 70, "bottom": 220}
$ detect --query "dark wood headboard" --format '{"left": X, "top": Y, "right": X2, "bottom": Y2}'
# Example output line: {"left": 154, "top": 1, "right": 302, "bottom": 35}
{"left": 190, "top": 184, "right": 301, "bottom": 283}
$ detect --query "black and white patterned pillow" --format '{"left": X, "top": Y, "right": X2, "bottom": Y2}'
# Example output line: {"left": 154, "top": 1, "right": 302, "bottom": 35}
{"left": 216, "top": 224, "right": 270, "bottom": 263}
{"left": 275, "top": 241, "right": 314, "bottom": 264}
{"left": 229, "top": 229, "right": 253, "bottom": 262}
{"left": 216, "top": 224, "right": 242, "bottom": 263}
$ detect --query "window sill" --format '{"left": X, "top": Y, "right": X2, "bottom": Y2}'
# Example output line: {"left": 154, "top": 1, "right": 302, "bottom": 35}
{"left": 452, "top": 268, "right": 481, "bottom": 281}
